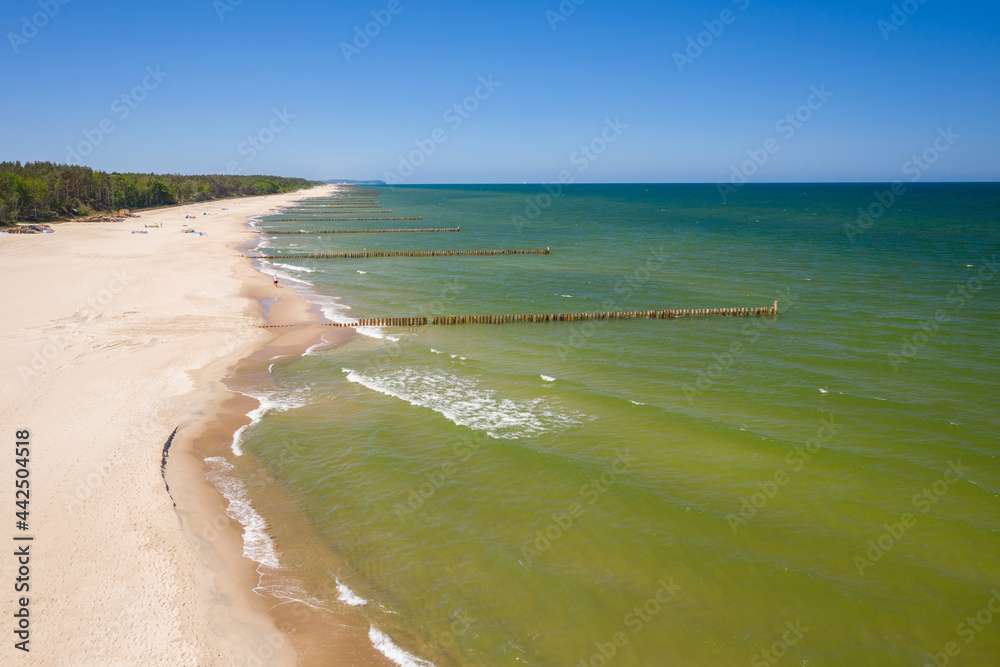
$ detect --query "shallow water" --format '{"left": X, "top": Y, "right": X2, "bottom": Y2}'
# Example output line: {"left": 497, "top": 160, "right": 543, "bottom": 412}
{"left": 221, "top": 184, "right": 1000, "bottom": 666}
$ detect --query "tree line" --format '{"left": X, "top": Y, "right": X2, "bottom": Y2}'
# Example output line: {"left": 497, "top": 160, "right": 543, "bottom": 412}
{"left": 0, "top": 161, "right": 318, "bottom": 225}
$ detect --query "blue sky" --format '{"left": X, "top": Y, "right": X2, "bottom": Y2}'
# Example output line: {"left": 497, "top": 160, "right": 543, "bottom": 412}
{"left": 2, "top": 0, "right": 997, "bottom": 182}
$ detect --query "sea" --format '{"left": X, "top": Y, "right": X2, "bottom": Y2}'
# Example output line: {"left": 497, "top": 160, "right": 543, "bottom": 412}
{"left": 210, "top": 183, "right": 999, "bottom": 666}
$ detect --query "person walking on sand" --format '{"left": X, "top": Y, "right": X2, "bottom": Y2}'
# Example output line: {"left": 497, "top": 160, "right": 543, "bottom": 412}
{"left": 273, "top": 276, "right": 279, "bottom": 288}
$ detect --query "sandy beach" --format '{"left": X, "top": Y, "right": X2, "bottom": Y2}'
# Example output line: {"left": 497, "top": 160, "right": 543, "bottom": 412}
{"left": 0, "top": 185, "right": 384, "bottom": 665}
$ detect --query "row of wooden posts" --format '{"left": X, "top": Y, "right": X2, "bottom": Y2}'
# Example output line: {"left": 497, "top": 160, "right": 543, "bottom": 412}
{"left": 258, "top": 304, "right": 778, "bottom": 328}
{"left": 300, "top": 196, "right": 378, "bottom": 200}
{"left": 301, "top": 198, "right": 379, "bottom": 200}
{"left": 248, "top": 248, "right": 551, "bottom": 259}
{"left": 295, "top": 203, "right": 379, "bottom": 208}
{"left": 269, "top": 217, "right": 423, "bottom": 222}
{"left": 265, "top": 193, "right": 782, "bottom": 329}
{"left": 264, "top": 227, "right": 459, "bottom": 235}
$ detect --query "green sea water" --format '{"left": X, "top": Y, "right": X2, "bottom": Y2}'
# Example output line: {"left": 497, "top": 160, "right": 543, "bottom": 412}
{"left": 223, "top": 184, "right": 1000, "bottom": 666}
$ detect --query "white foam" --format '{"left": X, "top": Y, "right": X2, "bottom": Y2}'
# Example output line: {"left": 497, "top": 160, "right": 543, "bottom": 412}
{"left": 368, "top": 626, "right": 434, "bottom": 667}
{"left": 298, "top": 290, "right": 399, "bottom": 342}
{"left": 231, "top": 387, "right": 309, "bottom": 456}
{"left": 204, "top": 457, "right": 281, "bottom": 569}
{"left": 819, "top": 388, "right": 828, "bottom": 394}
{"left": 541, "top": 375, "right": 556, "bottom": 382}
{"left": 342, "top": 368, "right": 584, "bottom": 439}
{"left": 356, "top": 326, "right": 403, "bottom": 342}
{"left": 304, "top": 340, "right": 329, "bottom": 356}
{"left": 429, "top": 349, "right": 465, "bottom": 360}
{"left": 357, "top": 270, "right": 368, "bottom": 274}
{"left": 336, "top": 578, "right": 368, "bottom": 606}
{"left": 250, "top": 236, "right": 392, "bottom": 342}
{"left": 260, "top": 263, "right": 313, "bottom": 287}
{"left": 630, "top": 400, "right": 646, "bottom": 405}
{"left": 561, "top": 294, "right": 573, "bottom": 298}
{"left": 273, "top": 262, "right": 316, "bottom": 274}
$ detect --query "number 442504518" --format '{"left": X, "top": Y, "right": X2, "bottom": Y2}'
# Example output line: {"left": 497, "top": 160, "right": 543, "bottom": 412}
{"left": 15, "top": 429, "right": 30, "bottom": 526}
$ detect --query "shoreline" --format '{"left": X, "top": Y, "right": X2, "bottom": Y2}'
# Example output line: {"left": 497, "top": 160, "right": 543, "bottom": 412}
{"left": 162, "top": 186, "right": 404, "bottom": 666}
{"left": 178, "top": 247, "right": 402, "bottom": 665}
{"left": 0, "top": 184, "right": 382, "bottom": 664}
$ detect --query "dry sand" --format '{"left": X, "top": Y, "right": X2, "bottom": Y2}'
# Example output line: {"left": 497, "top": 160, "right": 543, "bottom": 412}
{"left": 0, "top": 185, "right": 386, "bottom": 665}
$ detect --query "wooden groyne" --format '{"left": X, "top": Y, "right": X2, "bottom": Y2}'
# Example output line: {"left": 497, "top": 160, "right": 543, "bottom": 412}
{"left": 263, "top": 227, "right": 459, "bottom": 235}
{"left": 293, "top": 199, "right": 378, "bottom": 202}
{"left": 246, "top": 248, "right": 551, "bottom": 259}
{"left": 427, "top": 306, "right": 777, "bottom": 324}
{"left": 256, "top": 304, "right": 779, "bottom": 328}
{"left": 269, "top": 217, "right": 422, "bottom": 222}
{"left": 297, "top": 204, "right": 379, "bottom": 208}
{"left": 300, "top": 199, "right": 379, "bottom": 204}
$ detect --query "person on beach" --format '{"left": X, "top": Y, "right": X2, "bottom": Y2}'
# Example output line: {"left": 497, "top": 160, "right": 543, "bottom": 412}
{"left": 273, "top": 276, "right": 279, "bottom": 288}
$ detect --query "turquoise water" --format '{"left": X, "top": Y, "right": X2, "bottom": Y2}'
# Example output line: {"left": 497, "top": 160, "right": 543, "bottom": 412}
{"left": 228, "top": 184, "right": 999, "bottom": 666}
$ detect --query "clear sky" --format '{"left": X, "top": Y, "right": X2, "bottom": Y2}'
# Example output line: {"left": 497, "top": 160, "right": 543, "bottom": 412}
{"left": 2, "top": 0, "right": 997, "bottom": 183}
